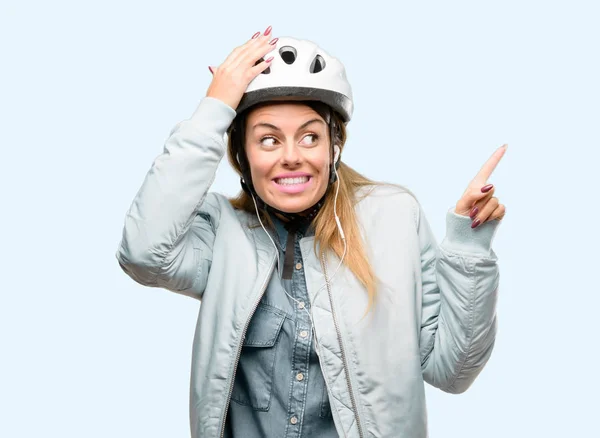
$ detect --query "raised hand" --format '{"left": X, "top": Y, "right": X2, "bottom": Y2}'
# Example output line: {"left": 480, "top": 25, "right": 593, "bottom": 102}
{"left": 455, "top": 144, "right": 507, "bottom": 228}
{"left": 206, "top": 26, "right": 278, "bottom": 110}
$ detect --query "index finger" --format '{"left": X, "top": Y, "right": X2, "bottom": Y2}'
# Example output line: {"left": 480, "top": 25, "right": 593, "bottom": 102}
{"left": 472, "top": 144, "right": 508, "bottom": 184}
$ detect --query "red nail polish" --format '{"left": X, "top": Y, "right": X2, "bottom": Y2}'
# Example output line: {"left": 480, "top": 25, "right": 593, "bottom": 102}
{"left": 471, "top": 218, "right": 481, "bottom": 228}
{"left": 264, "top": 25, "right": 272, "bottom": 36}
{"left": 269, "top": 37, "right": 279, "bottom": 45}
{"left": 481, "top": 184, "right": 493, "bottom": 193}
{"left": 252, "top": 32, "right": 260, "bottom": 39}
{"left": 470, "top": 206, "right": 479, "bottom": 219}
{"left": 266, "top": 56, "right": 274, "bottom": 62}
{"left": 208, "top": 66, "right": 213, "bottom": 74}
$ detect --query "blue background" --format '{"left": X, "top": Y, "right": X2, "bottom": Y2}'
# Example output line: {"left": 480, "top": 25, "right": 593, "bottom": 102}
{"left": 1, "top": 0, "right": 597, "bottom": 436}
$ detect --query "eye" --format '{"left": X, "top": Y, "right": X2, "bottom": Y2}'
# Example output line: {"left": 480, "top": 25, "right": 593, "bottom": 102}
{"left": 260, "top": 136, "right": 277, "bottom": 147}
{"left": 301, "top": 133, "right": 319, "bottom": 145}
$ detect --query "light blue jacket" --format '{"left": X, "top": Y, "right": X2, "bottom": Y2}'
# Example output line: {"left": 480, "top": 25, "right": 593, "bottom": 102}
{"left": 116, "top": 97, "right": 501, "bottom": 438}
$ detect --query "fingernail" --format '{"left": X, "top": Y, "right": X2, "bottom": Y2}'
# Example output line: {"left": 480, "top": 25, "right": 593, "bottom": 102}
{"left": 265, "top": 56, "right": 274, "bottom": 62}
{"left": 252, "top": 31, "right": 260, "bottom": 39}
{"left": 269, "top": 37, "right": 279, "bottom": 45}
{"left": 481, "top": 184, "right": 493, "bottom": 193}
{"left": 470, "top": 206, "right": 479, "bottom": 219}
{"left": 264, "top": 25, "right": 272, "bottom": 36}
{"left": 471, "top": 218, "right": 481, "bottom": 229}
{"left": 208, "top": 66, "right": 214, "bottom": 74}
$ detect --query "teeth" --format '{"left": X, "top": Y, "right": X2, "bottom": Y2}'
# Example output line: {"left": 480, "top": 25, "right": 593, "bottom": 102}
{"left": 276, "top": 176, "right": 309, "bottom": 185}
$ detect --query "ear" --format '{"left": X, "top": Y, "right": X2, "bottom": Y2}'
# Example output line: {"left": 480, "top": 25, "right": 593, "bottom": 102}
{"left": 333, "top": 145, "right": 341, "bottom": 164}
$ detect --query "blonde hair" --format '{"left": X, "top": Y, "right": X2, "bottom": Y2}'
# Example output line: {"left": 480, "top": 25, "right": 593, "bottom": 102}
{"left": 227, "top": 102, "right": 379, "bottom": 312}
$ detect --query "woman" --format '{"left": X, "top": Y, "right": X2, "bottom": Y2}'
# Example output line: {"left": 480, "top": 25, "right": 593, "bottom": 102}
{"left": 116, "top": 26, "right": 506, "bottom": 438}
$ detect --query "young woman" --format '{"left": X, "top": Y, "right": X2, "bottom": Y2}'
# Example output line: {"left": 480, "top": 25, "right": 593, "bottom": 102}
{"left": 116, "top": 26, "right": 506, "bottom": 438}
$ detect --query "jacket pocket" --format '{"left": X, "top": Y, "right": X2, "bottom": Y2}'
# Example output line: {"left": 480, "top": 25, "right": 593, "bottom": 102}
{"left": 230, "top": 303, "right": 286, "bottom": 411}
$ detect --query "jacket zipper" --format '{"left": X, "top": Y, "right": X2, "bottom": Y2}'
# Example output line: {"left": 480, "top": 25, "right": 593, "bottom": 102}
{"left": 320, "top": 252, "right": 365, "bottom": 438}
{"left": 218, "top": 254, "right": 277, "bottom": 438}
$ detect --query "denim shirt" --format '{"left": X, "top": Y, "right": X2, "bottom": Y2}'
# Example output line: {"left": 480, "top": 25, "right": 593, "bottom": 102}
{"left": 224, "top": 215, "right": 338, "bottom": 438}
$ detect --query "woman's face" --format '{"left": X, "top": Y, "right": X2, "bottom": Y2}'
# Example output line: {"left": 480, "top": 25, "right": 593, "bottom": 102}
{"left": 244, "top": 103, "right": 332, "bottom": 213}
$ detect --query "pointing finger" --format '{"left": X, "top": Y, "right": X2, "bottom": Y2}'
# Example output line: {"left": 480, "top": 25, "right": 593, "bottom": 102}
{"left": 472, "top": 144, "right": 508, "bottom": 184}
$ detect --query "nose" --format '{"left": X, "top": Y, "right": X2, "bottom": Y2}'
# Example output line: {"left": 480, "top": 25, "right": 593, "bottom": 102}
{"left": 280, "top": 143, "right": 301, "bottom": 167}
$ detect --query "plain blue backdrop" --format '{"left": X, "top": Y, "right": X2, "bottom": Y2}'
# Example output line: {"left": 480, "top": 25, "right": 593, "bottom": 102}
{"left": 1, "top": 0, "right": 597, "bottom": 436}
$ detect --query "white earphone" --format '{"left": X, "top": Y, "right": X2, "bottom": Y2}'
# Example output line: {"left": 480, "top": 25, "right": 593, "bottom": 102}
{"left": 332, "top": 145, "right": 344, "bottom": 240}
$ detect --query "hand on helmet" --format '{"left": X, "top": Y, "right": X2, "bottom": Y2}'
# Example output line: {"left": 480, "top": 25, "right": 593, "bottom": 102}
{"left": 454, "top": 144, "right": 507, "bottom": 228}
{"left": 206, "top": 26, "right": 278, "bottom": 110}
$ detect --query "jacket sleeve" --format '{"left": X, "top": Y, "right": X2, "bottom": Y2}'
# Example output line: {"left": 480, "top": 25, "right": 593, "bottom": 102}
{"left": 115, "top": 97, "right": 237, "bottom": 300}
{"left": 418, "top": 201, "right": 501, "bottom": 394}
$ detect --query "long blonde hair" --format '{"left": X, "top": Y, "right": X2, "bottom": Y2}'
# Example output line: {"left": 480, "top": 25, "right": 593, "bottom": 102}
{"left": 227, "top": 101, "right": 379, "bottom": 311}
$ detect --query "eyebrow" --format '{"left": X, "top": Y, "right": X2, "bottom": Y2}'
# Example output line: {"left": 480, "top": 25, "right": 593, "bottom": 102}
{"left": 251, "top": 118, "right": 325, "bottom": 133}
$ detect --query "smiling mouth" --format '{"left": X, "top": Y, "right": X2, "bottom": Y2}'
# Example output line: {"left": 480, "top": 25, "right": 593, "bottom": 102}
{"left": 274, "top": 176, "right": 311, "bottom": 186}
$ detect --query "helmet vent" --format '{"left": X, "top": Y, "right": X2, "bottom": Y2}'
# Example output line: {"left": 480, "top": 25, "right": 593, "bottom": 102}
{"left": 279, "top": 46, "right": 297, "bottom": 64}
{"left": 254, "top": 57, "right": 271, "bottom": 74}
{"left": 309, "top": 55, "right": 325, "bottom": 73}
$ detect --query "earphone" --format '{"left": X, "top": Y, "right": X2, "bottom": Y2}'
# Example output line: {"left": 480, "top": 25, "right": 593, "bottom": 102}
{"left": 332, "top": 145, "right": 344, "bottom": 240}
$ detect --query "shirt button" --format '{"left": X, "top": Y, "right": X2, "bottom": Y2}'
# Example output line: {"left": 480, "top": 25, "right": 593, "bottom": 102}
{"left": 298, "top": 301, "right": 305, "bottom": 309}
{"left": 295, "top": 262, "right": 303, "bottom": 270}
{"left": 296, "top": 373, "right": 304, "bottom": 381}
{"left": 300, "top": 330, "right": 308, "bottom": 338}
{"left": 290, "top": 416, "right": 298, "bottom": 425}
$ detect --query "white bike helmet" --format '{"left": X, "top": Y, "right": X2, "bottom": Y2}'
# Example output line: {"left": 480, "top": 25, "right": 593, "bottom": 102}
{"left": 236, "top": 36, "right": 354, "bottom": 123}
